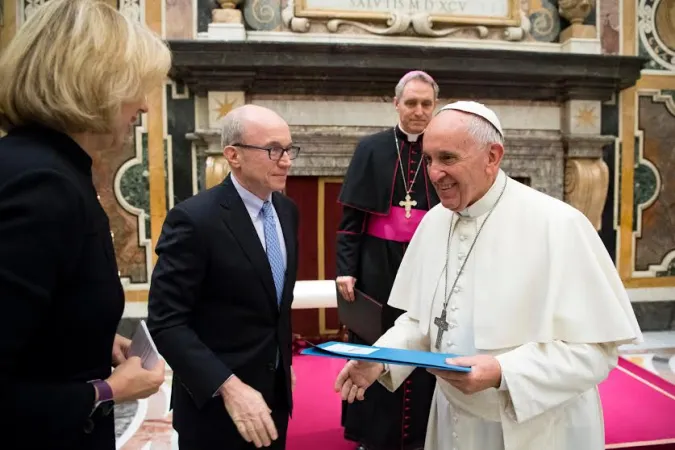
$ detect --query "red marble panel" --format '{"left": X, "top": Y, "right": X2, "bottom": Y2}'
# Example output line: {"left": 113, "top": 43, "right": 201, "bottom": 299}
{"left": 90, "top": 142, "right": 149, "bottom": 283}
{"left": 600, "top": 0, "right": 620, "bottom": 55}
{"left": 635, "top": 95, "right": 675, "bottom": 273}
{"left": 165, "top": 0, "right": 194, "bottom": 39}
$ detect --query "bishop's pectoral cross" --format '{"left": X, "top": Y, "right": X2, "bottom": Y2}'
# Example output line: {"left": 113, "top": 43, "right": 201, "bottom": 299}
{"left": 434, "top": 309, "right": 449, "bottom": 350}
{"left": 399, "top": 194, "right": 417, "bottom": 219}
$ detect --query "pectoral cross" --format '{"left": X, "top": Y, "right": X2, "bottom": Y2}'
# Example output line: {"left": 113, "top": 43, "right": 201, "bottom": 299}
{"left": 433, "top": 309, "right": 449, "bottom": 350}
{"left": 399, "top": 194, "right": 417, "bottom": 219}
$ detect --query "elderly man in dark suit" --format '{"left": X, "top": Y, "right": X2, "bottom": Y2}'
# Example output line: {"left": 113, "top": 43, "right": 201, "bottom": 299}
{"left": 147, "top": 104, "right": 300, "bottom": 450}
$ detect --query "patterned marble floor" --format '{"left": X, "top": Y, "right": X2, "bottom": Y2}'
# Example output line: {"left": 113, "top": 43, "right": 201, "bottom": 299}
{"left": 113, "top": 331, "right": 675, "bottom": 450}
{"left": 614, "top": 331, "right": 675, "bottom": 384}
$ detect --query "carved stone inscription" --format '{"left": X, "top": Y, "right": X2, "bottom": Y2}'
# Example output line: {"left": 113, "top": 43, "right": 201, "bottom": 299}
{"left": 295, "top": 0, "right": 519, "bottom": 24}
{"left": 307, "top": 0, "right": 506, "bottom": 15}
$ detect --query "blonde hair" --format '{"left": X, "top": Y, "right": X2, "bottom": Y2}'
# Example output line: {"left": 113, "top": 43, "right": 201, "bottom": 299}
{"left": 0, "top": 0, "right": 172, "bottom": 134}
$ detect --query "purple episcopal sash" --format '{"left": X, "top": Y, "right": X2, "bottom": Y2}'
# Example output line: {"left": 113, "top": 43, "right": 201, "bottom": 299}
{"left": 365, "top": 206, "right": 426, "bottom": 243}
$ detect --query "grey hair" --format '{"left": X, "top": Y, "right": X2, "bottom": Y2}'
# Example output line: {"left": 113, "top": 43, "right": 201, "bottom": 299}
{"left": 394, "top": 72, "right": 439, "bottom": 99}
{"left": 464, "top": 114, "right": 504, "bottom": 148}
{"left": 220, "top": 111, "right": 245, "bottom": 149}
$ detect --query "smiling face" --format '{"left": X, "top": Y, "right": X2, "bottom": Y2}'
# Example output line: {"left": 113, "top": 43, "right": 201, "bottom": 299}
{"left": 394, "top": 78, "right": 437, "bottom": 134}
{"left": 423, "top": 110, "right": 504, "bottom": 212}
{"left": 224, "top": 111, "right": 293, "bottom": 200}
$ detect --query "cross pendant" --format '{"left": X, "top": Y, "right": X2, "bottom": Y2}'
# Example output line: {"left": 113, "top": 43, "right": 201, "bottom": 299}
{"left": 433, "top": 309, "right": 449, "bottom": 350}
{"left": 399, "top": 194, "right": 417, "bottom": 219}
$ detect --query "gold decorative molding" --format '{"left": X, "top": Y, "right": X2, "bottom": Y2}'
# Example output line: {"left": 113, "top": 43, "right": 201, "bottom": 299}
{"left": 146, "top": 0, "right": 166, "bottom": 268}
{"left": 0, "top": 0, "right": 16, "bottom": 53}
{"left": 205, "top": 155, "right": 230, "bottom": 189}
{"left": 564, "top": 158, "right": 609, "bottom": 231}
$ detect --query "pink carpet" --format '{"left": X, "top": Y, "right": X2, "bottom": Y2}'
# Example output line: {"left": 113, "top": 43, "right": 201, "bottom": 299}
{"left": 288, "top": 355, "right": 675, "bottom": 450}
{"left": 600, "top": 358, "right": 675, "bottom": 449}
{"left": 287, "top": 355, "right": 353, "bottom": 450}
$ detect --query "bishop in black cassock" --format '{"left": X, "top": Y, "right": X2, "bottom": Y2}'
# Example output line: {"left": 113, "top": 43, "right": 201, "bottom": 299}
{"left": 336, "top": 123, "right": 440, "bottom": 450}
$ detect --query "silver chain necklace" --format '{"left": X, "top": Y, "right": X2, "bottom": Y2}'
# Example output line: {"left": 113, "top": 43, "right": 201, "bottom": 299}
{"left": 433, "top": 176, "right": 508, "bottom": 350}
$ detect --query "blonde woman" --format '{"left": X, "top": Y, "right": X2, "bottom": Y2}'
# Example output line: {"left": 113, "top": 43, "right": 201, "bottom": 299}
{"left": 0, "top": 1, "right": 172, "bottom": 449}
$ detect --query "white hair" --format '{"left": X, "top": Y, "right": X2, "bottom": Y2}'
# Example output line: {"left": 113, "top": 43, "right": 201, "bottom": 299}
{"left": 394, "top": 71, "right": 439, "bottom": 99}
{"left": 464, "top": 114, "right": 504, "bottom": 148}
{"left": 220, "top": 111, "right": 245, "bottom": 149}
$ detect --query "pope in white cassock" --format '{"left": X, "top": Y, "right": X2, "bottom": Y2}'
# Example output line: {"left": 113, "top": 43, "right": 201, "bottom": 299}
{"left": 334, "top": 101, "right": 643, "bottom": 450}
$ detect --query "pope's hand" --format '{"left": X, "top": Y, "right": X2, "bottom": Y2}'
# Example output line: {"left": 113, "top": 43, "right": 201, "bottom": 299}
{"left": 427, "top": 355, "right": 502, "bottom": 395}
{"left": 334, "top": 360, "right": 384, "bottom": 403}
{"left": 219, "top": 376, "right": 278, "bottom": 448}
{"left": 336, "top": 276, "right": 357, "bottom": 302}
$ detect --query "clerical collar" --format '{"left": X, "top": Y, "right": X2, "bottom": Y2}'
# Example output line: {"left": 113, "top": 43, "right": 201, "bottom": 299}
{"left": 396, "top": 123, "right": 422, "bottom": 142}
{"left": 458, "top": 169, "right": 507, "bottom": 219}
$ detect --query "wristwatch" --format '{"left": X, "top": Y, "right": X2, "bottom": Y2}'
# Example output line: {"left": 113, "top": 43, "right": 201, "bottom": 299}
{"left": 89, "top": 379, "right": 114, "bottom": 414}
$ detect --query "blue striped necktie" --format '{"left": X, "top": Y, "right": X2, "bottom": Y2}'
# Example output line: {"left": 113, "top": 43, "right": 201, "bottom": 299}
{"left": 260, "top": 201, "right": 285, "bottom": 304}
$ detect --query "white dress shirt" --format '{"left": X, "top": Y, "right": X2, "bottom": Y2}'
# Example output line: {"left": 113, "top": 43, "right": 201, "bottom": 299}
{"left": 231, "top": 174, "right": 287, "bottom": 265}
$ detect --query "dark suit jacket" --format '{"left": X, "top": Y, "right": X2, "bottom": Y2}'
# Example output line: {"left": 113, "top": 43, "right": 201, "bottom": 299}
{"left": 147, "top": 174, "right": 299, "bottom": 442}
{"left": 0, "top": 125, "right": 124, "bottom": 449}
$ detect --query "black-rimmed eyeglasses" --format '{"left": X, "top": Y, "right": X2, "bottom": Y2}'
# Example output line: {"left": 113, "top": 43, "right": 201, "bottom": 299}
{"left": 232, "top": 143, "right": 300, "bottom": 161}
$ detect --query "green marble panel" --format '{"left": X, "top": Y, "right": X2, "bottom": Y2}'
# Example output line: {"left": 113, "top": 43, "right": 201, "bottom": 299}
{"left": 119, "top": 133, "right": 151, "bottom": 240}
{"left": 633, "top": 138, "right": 659, "bottom": 232}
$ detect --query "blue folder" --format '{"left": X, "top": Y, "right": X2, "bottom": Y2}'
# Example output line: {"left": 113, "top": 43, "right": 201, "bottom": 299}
{"left": 300, "top": 341, "right": 471, "bottom": 372}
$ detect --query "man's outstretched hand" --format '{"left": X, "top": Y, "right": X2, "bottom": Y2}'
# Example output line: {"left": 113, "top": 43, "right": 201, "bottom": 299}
{"left": 219, "top": 376, "right": 278, "bottom": 448}
{"left": 334, "top": 360, "right": 385, "bottom": 403}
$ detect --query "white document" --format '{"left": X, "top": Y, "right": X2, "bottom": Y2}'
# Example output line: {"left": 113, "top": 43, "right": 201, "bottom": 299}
{"left": 127, "top": 320, "right": 160, "bottom": 370}
{"left": 323, "top": 343, "right": 379, "bottom": 355}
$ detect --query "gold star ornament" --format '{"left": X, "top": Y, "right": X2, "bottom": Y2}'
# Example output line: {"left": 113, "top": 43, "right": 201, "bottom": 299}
{"left": 213, "top": 99, "right": 235, "bottom": 120}
{"left": 574, "top": 105, "right": 597, "bottom": 128}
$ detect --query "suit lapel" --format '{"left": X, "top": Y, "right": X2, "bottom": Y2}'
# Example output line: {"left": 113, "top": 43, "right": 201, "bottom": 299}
{"left": 273, "top": 192, "right": 296, "bottom": 308}
{"left": 219, "top": 176, "right": 277, "bottom": 306}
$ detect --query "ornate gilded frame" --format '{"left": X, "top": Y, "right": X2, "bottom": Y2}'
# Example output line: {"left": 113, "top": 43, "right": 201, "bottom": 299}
{"left": 294, "top": 0, "right": 522, "bottom": 27}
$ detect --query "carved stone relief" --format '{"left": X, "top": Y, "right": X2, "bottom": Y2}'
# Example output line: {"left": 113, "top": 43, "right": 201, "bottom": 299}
{"left": 527, "top": 0, "right": 561, "bottom": 42}
{"left": 562, "top": 135, "right": 614, "bottom": 230}
{"left": 638, "top": 0, "right": 675, "bottom": 71}
{"left": 244, "top": 0, "right": 283, "bottom": 30}
{"left": 280, "top": 0, "right": 532, "bottom": 41}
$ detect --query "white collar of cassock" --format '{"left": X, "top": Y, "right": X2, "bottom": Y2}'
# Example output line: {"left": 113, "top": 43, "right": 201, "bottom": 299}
{"left": 397, "top": 123, "right": 422, "bottom": 142}
{"left": 457, "top": 169, "right": 507, "bottom": 219}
